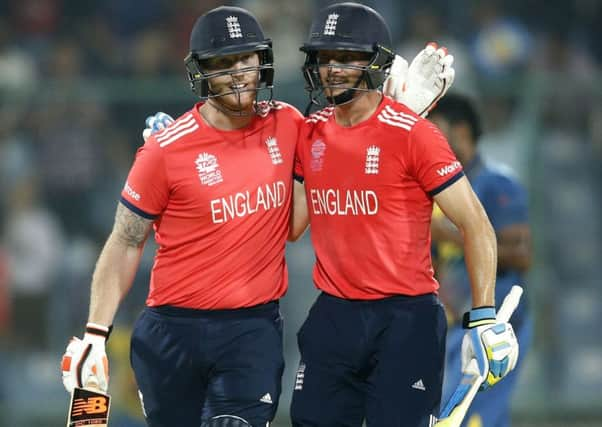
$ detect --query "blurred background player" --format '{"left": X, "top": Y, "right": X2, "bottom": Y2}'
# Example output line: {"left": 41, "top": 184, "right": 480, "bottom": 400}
{"left": 61, "top": 4, "right": 454, "bottom": 427}
{"left": 288, "top": 3, "right": 518, "bottom": 427}
{"left": 429, "top": 93, "right": 533, "bottom": 427}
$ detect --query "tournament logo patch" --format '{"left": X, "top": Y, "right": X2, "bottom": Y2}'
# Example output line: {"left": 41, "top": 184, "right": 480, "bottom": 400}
{"left": 265, "top": 137, "right": 283, "bottom": 165}
{"left": 195, "top": 152, "right": 224, "bottom": 186}
{"left": 365, "top": 145, "right": 380, "bottom": 174}
{"left": 310, "top": 140, "right": 326, "bottom": 172}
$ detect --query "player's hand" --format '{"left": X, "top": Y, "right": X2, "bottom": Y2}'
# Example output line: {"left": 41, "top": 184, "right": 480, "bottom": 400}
{"left": 61, "top": 323, "right": 111, "bottom": 393}
{"left": 142, "top": 112, "right": 174, "bottom": 141}
{"left": 397, "top": 42, "right": 455, "bottom": 117}
{"left": 461, "top": 307, "right": 519, "bottom": 390}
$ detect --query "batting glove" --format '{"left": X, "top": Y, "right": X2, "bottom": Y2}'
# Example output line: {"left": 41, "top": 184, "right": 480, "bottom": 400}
{"left": 385, "top": 42, "right": 455, "bottom": 117}
{"left": 142, "top": 112, "right": 174, "bottom": 141}
{"left": 61, "top": 323, "right": 112, "bottom": 393}
{"left": 461, "top": 307, "right": 519, "bottom": 390}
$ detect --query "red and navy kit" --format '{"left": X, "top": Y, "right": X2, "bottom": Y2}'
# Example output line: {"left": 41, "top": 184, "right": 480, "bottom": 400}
{"left": 294, "top": 96, "right": 464, "bottom": 299}
{"left": 121, "top": 102, "right": 303, "bottom": 309}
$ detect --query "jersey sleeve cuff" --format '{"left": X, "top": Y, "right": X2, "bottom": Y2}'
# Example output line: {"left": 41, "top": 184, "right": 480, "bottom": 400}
{"left": 427, "top": 170, "right": 464, "bottom": 197}
{"left": 119, "top": 197, "right": 158, "bottom": 220}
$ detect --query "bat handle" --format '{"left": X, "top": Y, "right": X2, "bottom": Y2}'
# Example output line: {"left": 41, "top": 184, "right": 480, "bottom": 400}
{"left": 496, "top": 285, "right": 523, "bottom": 323}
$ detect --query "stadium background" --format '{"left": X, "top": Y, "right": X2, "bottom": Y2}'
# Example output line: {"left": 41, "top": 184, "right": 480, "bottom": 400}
{"left": 0, "top": 0, "right": 600, "bottom": 425}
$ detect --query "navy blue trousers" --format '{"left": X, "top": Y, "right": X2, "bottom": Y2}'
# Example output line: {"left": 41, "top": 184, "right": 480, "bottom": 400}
{"left": 130, "top": 302, "right": 284, "bottom": 427}
{"left": 291, "top": 292, "right": 447, "bottom": 427}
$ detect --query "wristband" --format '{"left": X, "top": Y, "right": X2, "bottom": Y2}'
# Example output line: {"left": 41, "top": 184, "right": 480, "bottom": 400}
{"left": 462, "top": 306, "right": 496, "bottom": 329}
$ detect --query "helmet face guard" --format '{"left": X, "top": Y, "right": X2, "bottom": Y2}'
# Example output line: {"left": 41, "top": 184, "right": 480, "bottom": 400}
{"left": 185, "top": 45, "right": 274, "bottom": 114}
{"left": 300, "top": 2, "right": 395, "bottom": 114}
{"left": 301, "top": 44, "right": 394, "bottom": 112}
{"left": 185, "top": 6, "right": 275, "bottom": 115}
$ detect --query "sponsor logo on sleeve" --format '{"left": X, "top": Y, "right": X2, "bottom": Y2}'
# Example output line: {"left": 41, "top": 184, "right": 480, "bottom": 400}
{"left": 124, "top": 182, "right": 141, "bottom": 201}
{"left": 437, "top": 161, "right": 461, "bottom": 177}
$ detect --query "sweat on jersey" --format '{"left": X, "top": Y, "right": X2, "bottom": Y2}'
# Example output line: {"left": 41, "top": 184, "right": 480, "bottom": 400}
{"left": 294, "top": 96, "right": 464, "bottom": 300}
{"left": 120, "top": 102, "right": 304, "bottom": 309}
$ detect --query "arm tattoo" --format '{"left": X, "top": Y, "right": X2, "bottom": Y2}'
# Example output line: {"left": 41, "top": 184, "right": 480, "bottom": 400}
{"left": 114, "top": 202, "right": 153, "bottom": 247}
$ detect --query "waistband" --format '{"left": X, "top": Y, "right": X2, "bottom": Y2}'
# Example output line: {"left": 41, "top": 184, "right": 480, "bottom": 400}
{"left": 146, "top": 300, "right": 279, "bottom": 319}
{"left": 320, "top": 291, "right": 438, "bottom": 306}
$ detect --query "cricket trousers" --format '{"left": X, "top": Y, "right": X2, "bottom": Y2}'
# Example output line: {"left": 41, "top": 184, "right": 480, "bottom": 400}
{"left": 291, "top": 292, "right": 447, "bottom": 427}
{"left": 130, "top": 301, "right": 284, "bottom": 427}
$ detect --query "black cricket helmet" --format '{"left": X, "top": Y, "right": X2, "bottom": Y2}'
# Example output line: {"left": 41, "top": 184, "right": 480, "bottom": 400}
{"left": 300, "top": 2, "right": 395, "bottom": 110}
{"left": 184, "top": 6, "right": 274, "bottom": 101}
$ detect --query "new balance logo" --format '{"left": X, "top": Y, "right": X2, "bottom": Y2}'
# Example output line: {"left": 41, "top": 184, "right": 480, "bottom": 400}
{"left": 260, "top": 393, "right": 273, "bottom": 404}
{"left": 412, "top": 379, "right": 426, "bottom": 391}
{"left": 71, "top": 396, "right": 109, "bottom": 416}
{"left": 323, "top": 14, "right": 339, "bottom": 35}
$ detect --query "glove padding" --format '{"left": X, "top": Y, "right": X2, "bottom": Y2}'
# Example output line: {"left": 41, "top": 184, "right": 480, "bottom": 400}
{"left": 142, "top": 112, "right": 175, "bottom": 141}
{"left": 461, "top": 307, "right": 519, "bottom": 390}
{"left": 61, "top": 324, "right": 110, "bottom": 393}
{"left": 384, "top": 42, "right": 455, "bottom": 117}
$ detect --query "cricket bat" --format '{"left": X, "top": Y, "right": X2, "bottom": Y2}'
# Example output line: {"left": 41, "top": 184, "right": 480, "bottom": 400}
{"left": 66, "top": 378, "right": 111, "bottom": 427}
{"left": 434, "top": 285, "right": 523, "bottom": 427}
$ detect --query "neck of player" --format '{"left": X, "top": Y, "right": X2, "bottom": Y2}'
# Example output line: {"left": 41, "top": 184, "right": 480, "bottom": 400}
{"left": 334, "top": 91, "right": 383, "bottom": 127}
{"left": 199, "top": 101, "right": 254, "bottom": 130}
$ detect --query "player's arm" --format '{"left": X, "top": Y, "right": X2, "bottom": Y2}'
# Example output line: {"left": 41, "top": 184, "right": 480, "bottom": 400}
{"left": 62, "top": 202, "right": 153, "bottom": 394}
{"left": 88, "top": 202, "right": 153, "bottom": 325}
{"left": 289, "top": 179, "right": 309, "bottom": 241}
{"left": 433, "top": 176, "right": 496, "bottom": 308}
{"left": 434, "top": 177, "right": 518, "bottom": 390}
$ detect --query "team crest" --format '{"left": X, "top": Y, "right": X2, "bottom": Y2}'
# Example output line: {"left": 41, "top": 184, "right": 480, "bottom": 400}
{"left": 365, "top": 145, "right": 380, "bottom": 174}
{"left": 265, "top": 137, "right": 283, "bottom": 165}
{"left": 323, "top": 13, "right": 339, "bottom": 36}
{"left": 195, "top": 152, "right": 223, "bottom": 186}
{"left": 226, "top": 16, "right": 243, "bottom": 39}
{"left": 310, "top": 139, "right": 326, "bottom": 172}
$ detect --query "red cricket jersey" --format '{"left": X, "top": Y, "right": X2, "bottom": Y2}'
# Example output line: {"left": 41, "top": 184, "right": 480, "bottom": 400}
{"left": 121, "top": 102, "right": 303, "bottom": 309}
{"left": 295, "top": 96, "right": 464, "bottom": 299}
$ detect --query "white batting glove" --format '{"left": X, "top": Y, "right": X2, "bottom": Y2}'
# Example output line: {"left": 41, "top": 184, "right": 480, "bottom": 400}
{"left": 389, "top": 42, "right": 455, "bottom": 117}
{"left": 461, "top": 307, "right": 519, "bottom": 390}
{"left": 61, "top": 323, "right": 111, "bottom": 393}
{"left": 382, "top": 54, "right": 409, "bottom": 103}
{"left": 142, "top": 112, "right": 174, "bottom": 141}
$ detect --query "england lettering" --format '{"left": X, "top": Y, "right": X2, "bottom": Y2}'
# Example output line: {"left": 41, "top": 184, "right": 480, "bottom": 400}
{"left": 309, "top": 188, "right": 378, "bottom": 216}
{"left": 211, "top": 181, "right": 286, "bottom": 224}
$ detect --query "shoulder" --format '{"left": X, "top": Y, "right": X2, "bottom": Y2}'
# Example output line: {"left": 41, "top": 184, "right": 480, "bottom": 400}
{"left": 305, "top": 106, "right": 335, "bottom": 125}
{"left": 258, "top": 100, "right": 304, "bottom": 121}
{"left": 149, "top": 108, "right": 200, "bottom": 149}
{"left": 377, "top": 98, "right": 422, "bottom": 132}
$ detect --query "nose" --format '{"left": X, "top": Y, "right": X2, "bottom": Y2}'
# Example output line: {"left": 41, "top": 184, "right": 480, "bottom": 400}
{"left": 327, "top": 59, "right": 343, "bottom": 73}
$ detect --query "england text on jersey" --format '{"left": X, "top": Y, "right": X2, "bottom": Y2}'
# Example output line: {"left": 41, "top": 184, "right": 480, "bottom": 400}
{"left": 211, "top": 180, "right": 287, "bottom": 224}
{"left": 308, "top": 188, "right": 378, "bottom": 216}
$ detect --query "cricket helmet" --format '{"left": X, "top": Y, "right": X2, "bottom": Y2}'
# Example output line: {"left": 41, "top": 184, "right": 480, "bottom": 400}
{"left": 184, "top": 6, "right": 274, "bottom": 100}
{"left": 300, "top": 2, "right": 395, "bottom": 109}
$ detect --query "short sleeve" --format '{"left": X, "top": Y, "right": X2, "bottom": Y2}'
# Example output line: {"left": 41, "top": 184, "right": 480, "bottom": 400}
{"left": 294, "top": 122, "right": 309, "bottom": 183}
{"left": 408, "top": 120, "right": 464, "bottom": 196}
{"left": 120, "top": 139, "right": 169, "bottom": 219}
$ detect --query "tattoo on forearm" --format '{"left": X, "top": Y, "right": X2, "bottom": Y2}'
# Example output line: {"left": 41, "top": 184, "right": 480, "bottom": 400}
{"left": 114, "top": 203, "right": 152, "bottom": 247}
